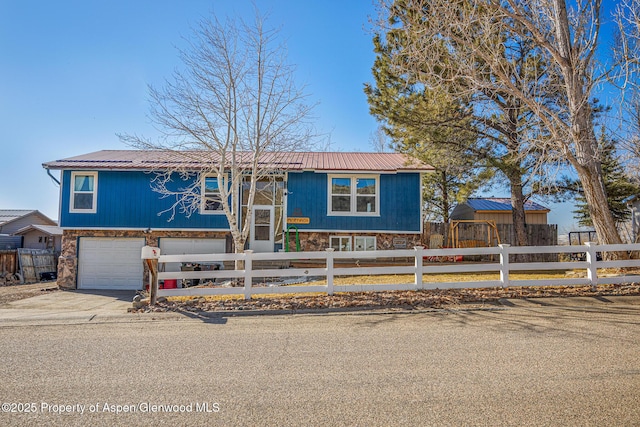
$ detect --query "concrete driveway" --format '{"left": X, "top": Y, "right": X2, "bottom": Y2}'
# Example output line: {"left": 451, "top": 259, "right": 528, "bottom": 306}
{"left": 0, "top": 289, "right": 137, "bottom": 324}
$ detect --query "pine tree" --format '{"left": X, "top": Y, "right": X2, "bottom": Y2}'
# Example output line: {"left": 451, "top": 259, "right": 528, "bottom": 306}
{"left": 364, "top": 35, "right": 489, "bottom": 222}
{"left": 365, "top": 19, "right": 549, "bottom": 245}
{"left": 573, "top": 129, "right": 639, "bottom": 227}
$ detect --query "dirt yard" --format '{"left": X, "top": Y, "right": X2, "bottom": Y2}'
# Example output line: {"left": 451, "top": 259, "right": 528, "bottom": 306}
{"left": 0, "top": 282, "right": 59, "bottom": 306}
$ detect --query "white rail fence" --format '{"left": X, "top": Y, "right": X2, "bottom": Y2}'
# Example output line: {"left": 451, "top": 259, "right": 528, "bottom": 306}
{"left": 155, "top": 243, "right": 640, "bottom": 299}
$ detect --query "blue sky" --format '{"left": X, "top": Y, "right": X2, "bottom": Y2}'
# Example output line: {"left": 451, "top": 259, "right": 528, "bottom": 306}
{"left": 0, "top": 0, "right": 574, "bottom": 230}
{"left": 1, "top": 0, "right": 381, "bottom": 221}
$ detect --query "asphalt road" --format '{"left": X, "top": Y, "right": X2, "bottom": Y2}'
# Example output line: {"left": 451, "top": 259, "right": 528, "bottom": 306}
{"left": 0, "top": 302, "right": 639, "bottom": 426}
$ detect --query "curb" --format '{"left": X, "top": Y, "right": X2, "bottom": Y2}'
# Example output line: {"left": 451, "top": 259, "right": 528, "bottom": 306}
{"left": 2, "top": 294, "right": 640, "bottom": 325}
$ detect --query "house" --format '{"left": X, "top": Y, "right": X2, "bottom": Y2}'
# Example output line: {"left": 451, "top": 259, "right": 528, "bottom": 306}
{"left": 0, "top": 210, "right": 58, "bottom": 235}
{"left": 13, "top": 224, "right": 63, "bottom": 253}
{"left": 0, "top": 209, "right": 61, "bottom": 252}
{"left": 450, "top": 198, "right": 550, "bottom": 225}
{"left": 43, "top": 150, "right": 433, "bottom": 290}
{"left": 626, "top": 195, "right": 640, "bottom": 243}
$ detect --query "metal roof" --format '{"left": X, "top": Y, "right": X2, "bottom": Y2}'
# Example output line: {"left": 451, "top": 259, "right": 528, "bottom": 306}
{"left": 465, "top": 198, "right": 550, "bottom": 212}
{"left": 42, "top": 150, "right": 434, "bottom": 172}
{"left": 0, "top": 210, "right": 38, "bottom": 224}
{"left": 14, "top": 224, "right": 63, "bottom": 236}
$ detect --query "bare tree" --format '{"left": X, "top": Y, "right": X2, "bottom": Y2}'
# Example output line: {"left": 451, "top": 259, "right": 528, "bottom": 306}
{"left": 120, "top": 11, "right": 315, "bottom": 255}
{"left": 375, "top": 0, "right": 625, "bottom": 245}
{"left": 614, "top": 1, "right": 640, "bottom": 180}
{"left": 369, "top": 126, "right": 391, "bottom": 152}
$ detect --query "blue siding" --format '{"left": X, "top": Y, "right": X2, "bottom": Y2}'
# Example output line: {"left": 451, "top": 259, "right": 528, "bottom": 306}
{"left": 59, "top": 169, "right": 423, "bottom": 232}
{"left": 287, "top": 171, "right": 421, "bottom": 232}
{"left": 60, "top": 170, "right": 231, "bottom": 229}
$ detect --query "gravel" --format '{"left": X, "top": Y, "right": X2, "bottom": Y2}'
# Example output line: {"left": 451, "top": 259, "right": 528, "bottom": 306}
{"left": 133, "top": 283, "right": 640, "bottom": 313}
{"left": 0, "top": 282, "right": 59, "bottom": 305}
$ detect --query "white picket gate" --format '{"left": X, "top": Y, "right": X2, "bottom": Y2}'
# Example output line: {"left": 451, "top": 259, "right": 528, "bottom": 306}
{"left": 155, "top": 243, "right": 640, "bottom": 299}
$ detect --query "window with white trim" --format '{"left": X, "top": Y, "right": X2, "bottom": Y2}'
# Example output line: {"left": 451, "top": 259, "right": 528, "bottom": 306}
{"left": 201, "top": 175, "right": 226, "bottom": 214}
{"left": 330, "top": 236, "right": 352, "bottom": 251}
{"left": 70, "top": 172, "right": 97, "bottom": 213}
{"left": 354, "top": 236, "right": 376, "bottom": 251}
{"left": 328, "top": 175, "right": 379, "bottom": 216}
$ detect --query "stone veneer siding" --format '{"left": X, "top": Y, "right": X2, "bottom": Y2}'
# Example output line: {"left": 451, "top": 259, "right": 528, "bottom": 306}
{"left": 57, "top": 229, "right": 231, "bottom": 290}
{"left": 57, "top": 229, "right": 423, "bottom": 289}
{"left": 292, "top": 232, "right": 423, "bottom": 252}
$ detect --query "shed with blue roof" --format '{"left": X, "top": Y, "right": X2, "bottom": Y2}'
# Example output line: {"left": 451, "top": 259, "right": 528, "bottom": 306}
{"left": 450, "top": 198, "right": 550, "bottom": 224}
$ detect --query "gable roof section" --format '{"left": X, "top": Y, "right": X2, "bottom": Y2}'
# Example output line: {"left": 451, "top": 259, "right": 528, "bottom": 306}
{"left": 42, "top": 150, "right": 434, "bottom": 173}
{"left": 465, "top": 198, "right": 550, "bottom": 213}
{"left": 0, "top": 210, "right": 56, "bottom": 225}
{"left": 14, "top": 224, "right": 63, "bottom": 236}
{"left": 0, "top": 210, "right": 57, "bottom": 235}
{"left": 0, "top": 210, "right": 37, "bottom": 225}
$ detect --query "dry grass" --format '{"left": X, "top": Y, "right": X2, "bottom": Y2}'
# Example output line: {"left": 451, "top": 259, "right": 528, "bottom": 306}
{"left": 302, "top": 271, "right": 566, "bottom": 286}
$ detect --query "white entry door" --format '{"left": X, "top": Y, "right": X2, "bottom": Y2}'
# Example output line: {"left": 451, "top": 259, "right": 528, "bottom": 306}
{"left": 250, "top": 205, "right": 274, "bottom": 252}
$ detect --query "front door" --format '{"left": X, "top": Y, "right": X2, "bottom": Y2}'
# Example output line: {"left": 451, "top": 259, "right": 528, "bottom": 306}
{"left": 250, "top": 205, "right": 274, "bottom": 252}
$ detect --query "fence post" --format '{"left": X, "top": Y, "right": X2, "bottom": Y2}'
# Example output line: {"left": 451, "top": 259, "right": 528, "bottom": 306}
{"left": 414, "top": 246, "right": 424, "bottom": 290}
{"left": 243, "top": 250, "right": 254, "bottom": 300}
{"left": 499, "top": 244, "right": 511, "bottom": 288}
{"left": 325, "top": 248, "right": 335, "bottom": 296}
{"left": 585, "top": 242, "right": 598, "bottom": 291}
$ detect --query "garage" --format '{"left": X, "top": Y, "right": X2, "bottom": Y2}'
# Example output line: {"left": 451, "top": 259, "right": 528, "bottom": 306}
{"left": 77, "top": 237, "right": 146, "bottom": 290}
{"left": 158, "top": 238, "right": 226, "bottom": 274}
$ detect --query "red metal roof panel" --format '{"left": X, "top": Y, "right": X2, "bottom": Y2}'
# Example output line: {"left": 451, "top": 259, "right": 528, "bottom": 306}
{"left": 43, "top": 150, "right": 434, "bottom": 172}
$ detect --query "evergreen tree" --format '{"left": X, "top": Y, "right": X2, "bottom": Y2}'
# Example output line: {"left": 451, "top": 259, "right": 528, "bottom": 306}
{"left": 364, "top": 35, "right": 490, "bottom": 222}
{"left": 365, "top": 16, "right": 550, "bottom": 245}
{"left": 573, "top": 129, "right": 639, "bottom": 227}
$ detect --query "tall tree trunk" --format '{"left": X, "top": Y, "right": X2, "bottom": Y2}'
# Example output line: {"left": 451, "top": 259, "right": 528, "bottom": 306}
{"left": 441, "top": 170, "right": 450, "bottom": 223}
{"left": 574, "top": 161, "right": 621, "bottom": 245}
{"left": 552, "top": 0, "right": 622, "bottom": 246}
{"left": 509, "top": 179, "right": 528, "bottom": 247}
{"left": 572, "top": 108, "right": 622, "bottom": 246}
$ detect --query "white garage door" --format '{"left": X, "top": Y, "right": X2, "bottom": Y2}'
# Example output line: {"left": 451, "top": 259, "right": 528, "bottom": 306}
{"left": 159, "top": 238, "right": 226, "bottom": 273}
{"left": 78, "top": 238, "right": 146, "bottom": 290}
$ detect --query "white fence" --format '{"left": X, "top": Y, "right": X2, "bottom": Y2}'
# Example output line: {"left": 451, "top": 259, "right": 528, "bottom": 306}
{"left": 156, "top": 243, "right": 640, "bottom": 299}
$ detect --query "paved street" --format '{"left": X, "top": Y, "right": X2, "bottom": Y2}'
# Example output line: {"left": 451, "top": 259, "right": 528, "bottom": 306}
{"left": 0, "top": 299, "right": 639, "bottom": 426}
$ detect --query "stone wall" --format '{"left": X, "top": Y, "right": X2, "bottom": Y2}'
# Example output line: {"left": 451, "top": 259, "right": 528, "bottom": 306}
{"left": 57, "top": 229, "right": 231, "bottom": 289}
{"left": 292, "top": 232, "right": 423, "bottom": 252}
{"left": 58, "top": 229, "right": 423, "bottom": 289}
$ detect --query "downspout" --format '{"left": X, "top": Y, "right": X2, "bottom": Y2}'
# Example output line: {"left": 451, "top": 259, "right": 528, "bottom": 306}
{"left": 46, "top": 169, "right": 61, "bottom": 186}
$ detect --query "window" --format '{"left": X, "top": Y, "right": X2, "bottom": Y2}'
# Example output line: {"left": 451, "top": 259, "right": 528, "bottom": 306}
{"left": 330, "top": 236, "right": 352, "bottom": 251}
{"left": 70, "top": 172, "right": 97, "bottom": 213}
{"left": 328, "top": 175, "right": 379, "bottom": 216}
{"left": 202, "top": 175, "right": 225, "bottom": 214}
{"left": 354, "top": 236, "right": 376, "bottom": 251}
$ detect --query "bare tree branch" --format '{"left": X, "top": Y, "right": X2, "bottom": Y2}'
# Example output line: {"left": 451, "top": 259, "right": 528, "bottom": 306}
{"left": 119, "top": 10, "right": 316, "bottom": 254}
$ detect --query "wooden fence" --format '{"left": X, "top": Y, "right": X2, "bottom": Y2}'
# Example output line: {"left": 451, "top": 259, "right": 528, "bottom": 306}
{"left": 17, "top": 249, "right": 57, "bottom": 283}
{"left": 0, "top": 250, "right": 17, "bottom": 275}
{"left": 425, "top": 222, "right": 558, "bottom": 262}
{"left": 154, "top": 243, "right": 640, "bottom": 298}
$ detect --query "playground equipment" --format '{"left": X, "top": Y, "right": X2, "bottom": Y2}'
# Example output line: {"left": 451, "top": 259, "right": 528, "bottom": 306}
{"left": 447, "top": 220, "right": 501, "bottom": 248}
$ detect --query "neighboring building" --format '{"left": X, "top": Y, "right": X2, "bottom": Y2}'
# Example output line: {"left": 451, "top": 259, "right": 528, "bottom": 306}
{"left": 450, "top": 198, "right": 550, "bottom": 225}
{"left": 0, "top": 235, "right": 22, "bottom": 250}
{"left": 43, "top": 150, "right": 433, "bottom": 290}
{"left": 0, "top": 210, "right": 57, "bottom": 235}
{"left": 13, "top": 224, "right": 62, "bottom": 253}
